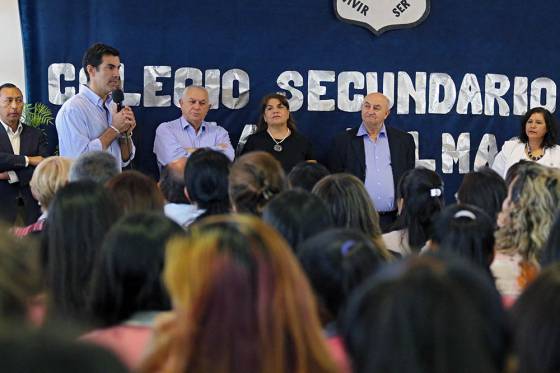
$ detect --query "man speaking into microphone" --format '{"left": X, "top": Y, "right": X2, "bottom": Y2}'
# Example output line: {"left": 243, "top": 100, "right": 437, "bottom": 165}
{"left": 56, "top": 43, "right": 136, "bottom": 170}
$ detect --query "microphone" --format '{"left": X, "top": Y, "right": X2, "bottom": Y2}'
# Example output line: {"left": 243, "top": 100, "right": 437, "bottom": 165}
{"left": 112, "top": 89, "right": 125, "bottom": 112}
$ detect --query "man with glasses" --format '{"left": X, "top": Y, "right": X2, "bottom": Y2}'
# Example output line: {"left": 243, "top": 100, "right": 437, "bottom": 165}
{"left": 56, "top": 43, "right": 136, "bottom": 170}
{"left": 153, "top": 86, "right": 234, "bottom": 168}
{"left": 0, "top": 83, "right": 48, "bottom": 225}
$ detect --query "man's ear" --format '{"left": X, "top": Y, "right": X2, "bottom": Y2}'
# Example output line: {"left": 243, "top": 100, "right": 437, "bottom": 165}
{"left": 86, "top": 64, "right": 96, "bottom": 79}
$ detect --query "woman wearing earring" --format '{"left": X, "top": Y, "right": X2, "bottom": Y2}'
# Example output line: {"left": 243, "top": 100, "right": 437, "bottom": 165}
{"left": 492, "top": 107, "right": 560, "bottom": 178}
{"left": 241, "top": 93, "right": 314, "bottom": 172}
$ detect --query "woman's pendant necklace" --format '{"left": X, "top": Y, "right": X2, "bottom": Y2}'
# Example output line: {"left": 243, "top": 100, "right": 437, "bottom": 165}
{"left": 268, "top": 128, "right": 291, "bottom": 152}
{"left": 526, "top": 143, "right": 545, "bottom": 161}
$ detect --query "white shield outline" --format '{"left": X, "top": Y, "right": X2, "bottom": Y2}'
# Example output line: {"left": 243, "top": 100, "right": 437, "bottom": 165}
{"left": 333, "top": 0, "right": 431, "bottom": 36}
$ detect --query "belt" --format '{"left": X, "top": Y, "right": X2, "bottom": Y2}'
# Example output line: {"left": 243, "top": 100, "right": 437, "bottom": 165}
{"left": 378, "top": 210, "right": 397, "bottom": 216}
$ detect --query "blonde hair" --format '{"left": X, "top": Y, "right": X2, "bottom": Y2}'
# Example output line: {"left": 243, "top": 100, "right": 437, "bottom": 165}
{"left": 140, "top": 215, "right": 338, "bottom": 373}
{"left": 30, "top": 156, "right": 72, "bottom": 210}
{"left": 495, "top": 163, "right": 560, "bottom": 261}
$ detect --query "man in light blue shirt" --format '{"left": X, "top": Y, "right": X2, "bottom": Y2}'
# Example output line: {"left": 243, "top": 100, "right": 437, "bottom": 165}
{"left": 153, "top": 86, "right": 234, "bottom": 168}
{"left": 56, "top": 43, "right": 136, "bottom": 170}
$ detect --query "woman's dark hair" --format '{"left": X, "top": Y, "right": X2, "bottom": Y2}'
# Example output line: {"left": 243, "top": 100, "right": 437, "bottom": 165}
{"left": 504, "top": 159, "right": 532, "bottom": 186}
{"left": 88, "top": 212, "right": 183, "bottom": 327}
{"left": 431, "top": 204, "right": 495, "bottom": 276}
{"left": 43, "top": 181, "right": 121, "bottom": 322}
{"left": 542, "top": 211, "right": 560, "bottom": 267}
{"left": 106, "top": 170, "right": 165, "bottom": 213}
{"left": 287, "top": 161, "right": 330, "bottom": 191}
{"left": 184, "top": 148, "right": 231, "bottom": 220}
{"left": 256, "top": 93, "right": 297, "bottom": 132}
{"left": 456, "top": 167, "right": 507, "bottom": 222}
{"left": 393, "top": 167, "right": 444, "bottom": 252}
{"left": 518, "top": 106, "right": 558, "bottom": 148}
{"left": 297, "top": 228, "right": 389, "bottom": 325}
{"left": 512, "top": 263, "right": 560, "bottom": 373}
{"left": 341, "top": 257, "right": 506, "bottom": 373}
{"left": 262, "top": 189, "right": 333, "bottom": 251}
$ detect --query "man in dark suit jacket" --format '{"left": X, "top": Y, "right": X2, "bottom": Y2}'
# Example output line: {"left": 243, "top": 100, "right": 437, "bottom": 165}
{"left": 0, "top": 83, "right": 48, "bottom": 225}
{"left": 329, "top": 92, "right": 415, "bottom": 231}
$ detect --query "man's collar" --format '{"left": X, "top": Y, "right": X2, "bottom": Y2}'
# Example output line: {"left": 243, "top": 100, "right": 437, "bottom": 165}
{"left": 81, "top": 84, "right": 112, "bottom": 107}
{"left": 0, "top": 119, "right": 23, "bottom": 135}
{"left": 181, "top": 117, "right": 206, "bottom": 131}
{"left": 357, "top": 122, "right": 386, "bottom": 137}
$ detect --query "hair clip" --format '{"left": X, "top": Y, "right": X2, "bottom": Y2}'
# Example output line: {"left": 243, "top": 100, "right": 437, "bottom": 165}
{"left": 340, "top": 240, "right": 355, "bottom": 256}
{"left": 453, "top": 210, "right": 476, "bottom": 220}
{"left": 430, "top": 188, "right": 442, "bottom": 197}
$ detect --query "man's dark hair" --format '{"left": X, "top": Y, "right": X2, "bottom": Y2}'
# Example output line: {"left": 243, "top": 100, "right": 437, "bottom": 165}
{"left": 82, "top": 43, "right": 120, "bottom": 82}
{"left": 159, "top": 164, "right": 188, "bottom": 204}
{"left": 0, "top": 83, "right": 18, "bottom": 93}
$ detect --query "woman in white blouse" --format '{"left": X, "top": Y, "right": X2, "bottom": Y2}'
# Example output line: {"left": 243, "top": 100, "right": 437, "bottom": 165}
{"left": 492, "top": 107, "right": 560, "bottom": 178}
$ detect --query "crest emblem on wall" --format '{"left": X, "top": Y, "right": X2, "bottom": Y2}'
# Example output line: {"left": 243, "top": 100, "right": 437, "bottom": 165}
{"left": 334, "top": 0, "right": 430, "bottom": 35}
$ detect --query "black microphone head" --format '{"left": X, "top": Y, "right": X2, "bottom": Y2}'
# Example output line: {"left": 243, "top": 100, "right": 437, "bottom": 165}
{"left": 112, "top": 89, "right": 124, "bottom": 104}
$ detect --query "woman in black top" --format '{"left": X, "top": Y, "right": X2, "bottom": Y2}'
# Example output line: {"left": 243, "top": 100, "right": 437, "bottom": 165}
{"left": 241, "top": 93, "right": 314, "bottom": 172}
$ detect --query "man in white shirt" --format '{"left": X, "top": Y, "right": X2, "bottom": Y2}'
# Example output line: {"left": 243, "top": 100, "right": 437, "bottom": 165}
{"left": 0, "top": 83, "right": 48, "bottom": 225}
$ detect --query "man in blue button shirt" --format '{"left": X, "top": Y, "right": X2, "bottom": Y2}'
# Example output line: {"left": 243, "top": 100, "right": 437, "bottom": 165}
{"left": 56, "top": 43, "right": 136, "bottom": 170}
{"left": 329, "top": 92, "right": 416, "bottom": 232}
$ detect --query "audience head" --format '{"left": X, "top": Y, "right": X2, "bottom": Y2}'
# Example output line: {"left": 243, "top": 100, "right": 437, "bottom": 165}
{"left": 312, "top": 173, "right": 384, "bottom": 243}
{"left": 512, "top": 263, "right": 560, "bottom": 373}
{"left": 142, "top": 214, "right": 338, "bottom": 373}
{"left": 44, "top": 181, "right": 121, "bottom": 321}
{"left": 30, "top": 156, "right": 72, "bottom": 212}
{"left": 394, "top": 167, "right": 444, "bottom": 252}
{"left": 0, "top": 227, "right": 42, "bottom": 324}
{"left": 541, "top": 211, "right": 560, "bottom": 267}
{"left": 89, "top": 212, "right": 182, "bottom": 327}
{"left": 229, "top": 151, "right": 287, "bottom": 215}
{"left": 184, "top": 149, "right": 231, "bottom": 219}
{"left": 518, "top": 106, "right": 558, "bottom": 149}
{"left": 431, "top": 204, "right": 495, "bottom": 275}
{"left": 262, "top": 189, "right": 332, "bottom": 251}
{"left": 456, "top": 167, "right": 507, "bottom": 222}
{"left": 342, "top": 256, "right": 507, "bottom": 373}
{"left": 158, "top": 157, "right": 189, "bottom": 204}
{"left": 256, "top": 93, "right": 297, "bottom": 132}
{"left": 106, "top": 170, "right": 165, "bottom": 213}
{"left": 504, "top": 159, "right": 532, "bottom": 187}
{"left": 68, "top": 151, "right": 119, "bottom": 184}
{"left": 495, "top": 162, "right": 560, "bottom": 261}
{"left": 298, "top": 228, "right": 390, "bottom": 325}
{"left": 287, "top": 161, "right": 330, "bottom": 191}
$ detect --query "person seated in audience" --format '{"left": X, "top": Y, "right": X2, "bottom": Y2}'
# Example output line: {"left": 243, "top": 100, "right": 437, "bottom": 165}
{"left": 382, "top": 168, "right": 444, "bottom": 256}
{"left": 287, "top": 161, "right": 330, "bottom": 191}
{"left": 0, "top": 227, "right": 44, "bottom": 326}
{"left": 430, "top": 204, "right": 495, "bottom": 277}
{"left": 492, "top": 107, "right": 560, "bottom": 178}
{"left": 511, "top": 263, "right": 560, "bottom": 373}
{"left": 139, "top": 215, "right": 339, "bottom": 373}
{"left": 106, "top": 170, "right": 165, "bottom": 214}
{"left": 455, "top": 167, "right": 507, "bottom": 225}
{"left": 158, "top": 157, "right": 200, "bottom": 227}
{"left": 68, "top": 150, "right": 120, "bottom": 184}
{"left": 492, "top": 162, "right": 560, "bottom": 302}
{"left": 298, "top": 228, "right": 390, "bottom": 373}
{"left": 240, "top": 93, "right": 314, "bottom": 173}
{"left": 312, "top": 173, "right": 391, "bottom": 258}
{"left": 1, "top": 331, "right": 128, "bottom": 373}
{"left": 184, "top": 148, "right": 231, "bottom": 223}
{"left": 13, "top": 156, "right": 72, "bottom": 237}
{"left": 229, "top": 151, "right": 287, "bottom": 216}
{"left": 43, "top": 181, "right": 121, "bottom": 324}
{"left": 341, "top": 256, "right": 509, "bottom": 373}
{"left": 83, "top": 212, "right": 183, "bottom": 370}
{"left": 262, "top": 189, "right": 333, "bottom": 252}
